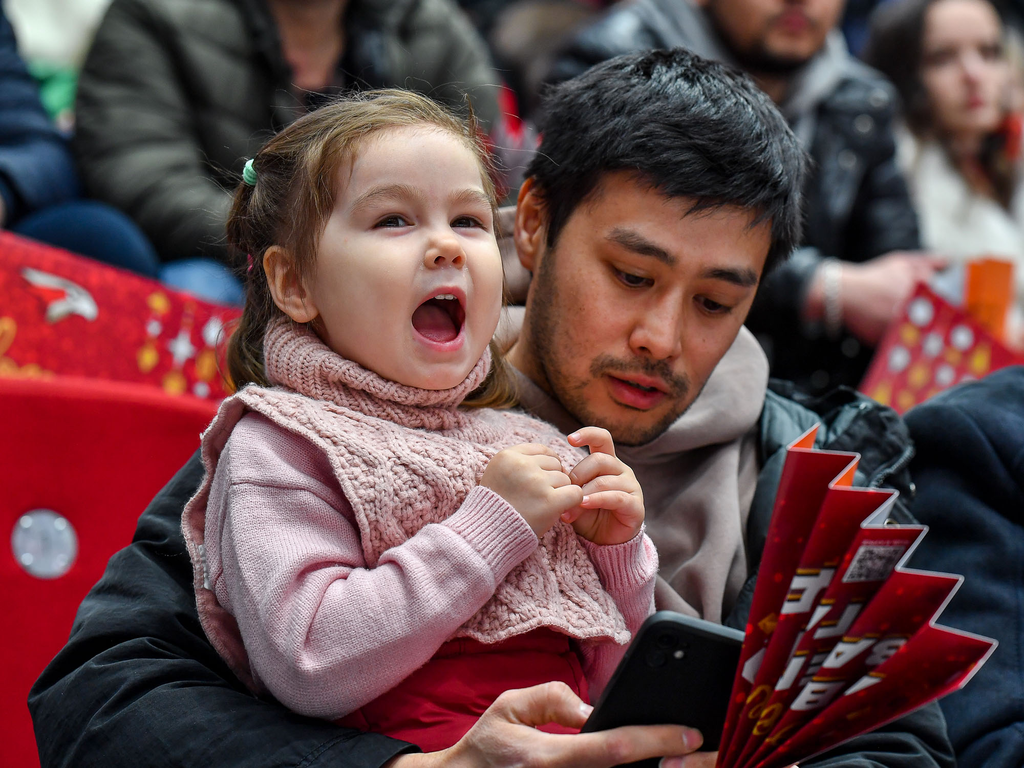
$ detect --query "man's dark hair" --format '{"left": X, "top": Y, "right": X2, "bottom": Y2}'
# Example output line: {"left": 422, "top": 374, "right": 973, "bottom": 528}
{"left": 527, "top": 48, "right": 807, "bottom": 273}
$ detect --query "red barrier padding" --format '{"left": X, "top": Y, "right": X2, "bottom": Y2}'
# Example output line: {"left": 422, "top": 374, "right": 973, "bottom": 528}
{"left": 1, "top": 375, "right": 217, "bottom": 768}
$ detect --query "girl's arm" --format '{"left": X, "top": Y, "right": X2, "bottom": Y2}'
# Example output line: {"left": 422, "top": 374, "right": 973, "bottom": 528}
{"left": 206, "top": 413, "right": 538, "bottom": 720}
{"left": 577, "top": 531, "right": 658, "bottom": 700}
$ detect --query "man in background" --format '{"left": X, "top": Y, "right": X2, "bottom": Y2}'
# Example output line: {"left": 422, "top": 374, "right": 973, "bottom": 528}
{"left": 551, "top": 0, "right": 945, "bottom": 394}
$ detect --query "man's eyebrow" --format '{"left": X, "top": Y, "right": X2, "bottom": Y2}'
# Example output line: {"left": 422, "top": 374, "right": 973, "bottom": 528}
{"left": 607, "top": 228, "right": 675, "bottom": 265}
{"left": 607, "top": 228, "right": 760, "bottom": 287}
{"left": 700, "top": 266, "right": 760, "bottom": 288}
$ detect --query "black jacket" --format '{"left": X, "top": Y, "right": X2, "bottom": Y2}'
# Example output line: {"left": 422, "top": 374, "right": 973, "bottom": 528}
{"left": 73, "top": 0, "right": 501, "bottom": 263}
{"left": 28, "top": 383, "right": 952, "bottom": 767}
{"left": 904, "top": 367, "right": 1024, "bottom": 768}
{"left": 550, "top": 0, "right": 921, "bottom": 394}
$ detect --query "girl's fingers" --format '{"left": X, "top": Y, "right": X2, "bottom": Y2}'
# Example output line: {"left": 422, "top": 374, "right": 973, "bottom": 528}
{"left": 569, "top": 452, "right": 626, "bottom": 485}
{"left": 580, "top": 490, "right": 642, "bottom": 514}
{"left": 553, "top": 484, "right": 585, "bottom": 509}
{"left": 568, "top": 427, "right": 617, "bottom": 457}
{"left": 560, "top": 507, "right": 583, "bottom": 523}
{"left": 514, "top": 443, "right": 564, "bottom": 457}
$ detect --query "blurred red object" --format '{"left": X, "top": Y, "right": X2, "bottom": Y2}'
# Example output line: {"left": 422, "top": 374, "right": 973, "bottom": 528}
{"left": 0, "top": 375, "right": 217, "bottom": 768}
{"left": 0, "top": 233, "right": 234, "bottom": 765}
{"left": 0, "top": 230, "right": 239, "bottom": 399}
{"left": 860, "top": 283, "right": 1024, "bottom": 414}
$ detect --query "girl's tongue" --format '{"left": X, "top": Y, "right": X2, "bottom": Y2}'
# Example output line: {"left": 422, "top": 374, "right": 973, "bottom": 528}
{"left": 412, "top": 298, "right": 460, "bottom": 343}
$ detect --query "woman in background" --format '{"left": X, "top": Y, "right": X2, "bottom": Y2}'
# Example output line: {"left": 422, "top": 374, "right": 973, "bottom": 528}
{"left": 864, "top": 0, "right": 1024, "bottom": 337}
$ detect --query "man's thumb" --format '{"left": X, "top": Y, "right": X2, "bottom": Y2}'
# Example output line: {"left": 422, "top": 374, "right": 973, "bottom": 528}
{"left": 494, "top": 682, "right": 593, "bottom": 729}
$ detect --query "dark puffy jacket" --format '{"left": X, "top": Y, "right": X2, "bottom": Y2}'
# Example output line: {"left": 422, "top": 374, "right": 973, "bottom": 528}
{"left": 0, "top": 7, "right": 78, "bottom": 224}
{"left": 550, "top": 0, "right": 921, "bottom": 394}
{"left": 28, "top": 381, "right": 953, "bottom": 768}
{"left": 905, "top": 367, "right": 1024, "bottom": 768}
{"left": 73, "top": 0, "right": 502, "bottom": 264}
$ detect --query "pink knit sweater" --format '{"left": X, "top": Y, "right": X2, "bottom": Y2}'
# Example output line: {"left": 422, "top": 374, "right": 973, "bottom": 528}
{"left": 182, "top": 321, "right": 657, "bottom": 720}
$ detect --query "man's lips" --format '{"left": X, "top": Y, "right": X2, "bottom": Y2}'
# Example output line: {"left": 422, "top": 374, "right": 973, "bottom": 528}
{"left": 606, "top": 374, "right": 669, "bottom": 410}
{"left": 774, "top": 10, "right": 812, "bottom": 33}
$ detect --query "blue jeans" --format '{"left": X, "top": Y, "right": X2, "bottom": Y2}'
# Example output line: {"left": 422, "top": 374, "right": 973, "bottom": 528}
{"left": 13, "top": 200, "right": 161, "bottom": 278}
{"left": 159, "top": 258, "right": 244, "bottom": 306}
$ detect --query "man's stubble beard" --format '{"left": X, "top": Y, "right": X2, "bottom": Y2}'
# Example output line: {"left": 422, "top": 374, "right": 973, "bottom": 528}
{"left": 526, "top": 248, "right": 695, "bottom": 447}
{"left": 705, "top": 4, "right": 816, "bottom": 77}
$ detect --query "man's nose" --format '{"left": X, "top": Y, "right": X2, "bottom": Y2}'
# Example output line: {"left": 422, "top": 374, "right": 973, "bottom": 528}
{"left": 628, "top": 299, "right": 684, "bottom": 360}
{"left": 424, "top": 228, "right": 466, "bottom": 268}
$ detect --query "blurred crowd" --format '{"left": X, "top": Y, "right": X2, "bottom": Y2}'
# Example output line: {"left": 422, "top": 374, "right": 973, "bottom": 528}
{"left": 3, "top": 0, "right": 1024, "bottom": 389}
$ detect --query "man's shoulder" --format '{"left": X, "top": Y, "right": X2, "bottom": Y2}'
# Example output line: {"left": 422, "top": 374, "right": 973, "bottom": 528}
{"left": 104, "top": 0, "right": 244, "bottom": 30}
{"left": 823, "top": 62, "right": 900, "bottom": 119}
{"left": 759, "top": 381, "right": 914, "bottom": 496}
{"left": 550, "top": 0, "right": 700, "bottom": 80}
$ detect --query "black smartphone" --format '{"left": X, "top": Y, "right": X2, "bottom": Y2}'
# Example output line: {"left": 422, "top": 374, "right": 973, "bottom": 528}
{"left": 581, "top": 611, "right": 744, "bottom": 767}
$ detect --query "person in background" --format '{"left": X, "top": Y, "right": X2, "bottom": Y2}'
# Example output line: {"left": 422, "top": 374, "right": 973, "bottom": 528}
{"left": 904, "top": 366, "right": 1024, "bottom": 768}
{"left": 864, "top": 0, "right": 1024, "bottom": 339}
{"left": 0, "top": 5, "right": 159, "bottom": 277}
{"left": 72, "top": 0, "right": 505, "bottom": 305}
{"left": 550, "top": 0, "right": 946, "bottom": 395}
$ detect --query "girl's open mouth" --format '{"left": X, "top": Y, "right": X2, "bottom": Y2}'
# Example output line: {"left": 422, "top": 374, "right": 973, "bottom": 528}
{"left": 412, "top": 293, "right": 465, "bottom": 343}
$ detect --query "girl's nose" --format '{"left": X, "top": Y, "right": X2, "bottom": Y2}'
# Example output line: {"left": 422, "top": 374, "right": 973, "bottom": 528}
{"left": 424, "top": 229, "right": 466, "bottom": 268}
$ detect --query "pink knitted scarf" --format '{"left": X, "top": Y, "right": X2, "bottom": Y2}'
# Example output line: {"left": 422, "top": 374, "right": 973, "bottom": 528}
{"left": 183, "top": 322, "right": 628, "bottom": 689}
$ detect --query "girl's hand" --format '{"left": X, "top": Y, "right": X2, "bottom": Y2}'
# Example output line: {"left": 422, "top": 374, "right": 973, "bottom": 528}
{"left": 481, "top": 444, "right": 584, "bottom": 538}
{"left": 563, "top": 427, "right": 645, "bottom": 546}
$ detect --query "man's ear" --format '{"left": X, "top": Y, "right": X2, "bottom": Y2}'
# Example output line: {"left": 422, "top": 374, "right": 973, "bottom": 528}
{"left": 264, "top": 245, "right": 319, "bottom": 323}
{"left": 514, "top": 177, "right": 548, "bottom": 273}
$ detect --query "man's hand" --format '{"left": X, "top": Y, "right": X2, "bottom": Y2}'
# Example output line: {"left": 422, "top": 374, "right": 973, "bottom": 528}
{"left": 386, "top": 681, "right": 707, "bottom": 768}
{"left": 480, "top": 444, "right": 583, "bottom": 538}
{"left": 562, "top": 427, "right": 644, "bottom": 546}
{"left": 806, "top": 252, "right": 947, "bottom": 345}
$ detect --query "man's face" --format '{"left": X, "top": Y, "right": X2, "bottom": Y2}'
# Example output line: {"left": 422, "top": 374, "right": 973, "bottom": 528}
{"left": 509, "top": 173, "right": 771, "bottom": 446}
{"left": 699, "top": 0, "right": 846, "bottom": 74}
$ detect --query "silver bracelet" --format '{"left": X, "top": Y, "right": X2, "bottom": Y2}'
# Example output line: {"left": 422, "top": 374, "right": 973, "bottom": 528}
{"left": 821, "top": 258, "right": 843, "bottom": 339}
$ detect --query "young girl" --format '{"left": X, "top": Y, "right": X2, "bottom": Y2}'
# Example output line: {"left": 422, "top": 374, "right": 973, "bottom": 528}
{"left": 181, "top": 90, "right": 657, "bottom": 752}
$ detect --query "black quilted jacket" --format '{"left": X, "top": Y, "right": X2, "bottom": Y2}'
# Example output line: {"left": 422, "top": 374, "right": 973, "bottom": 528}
{"left": 73, "top": 0, "right": 501, "bottom": 263}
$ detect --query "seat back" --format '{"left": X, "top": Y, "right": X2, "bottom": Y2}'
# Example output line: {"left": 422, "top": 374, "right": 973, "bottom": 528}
{"left": 1, "top": 375, "right": 217, "bottom": 767}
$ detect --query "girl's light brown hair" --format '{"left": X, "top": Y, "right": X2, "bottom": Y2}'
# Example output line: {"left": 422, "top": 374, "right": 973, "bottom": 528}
{"left": 225, "top": 89, "right": 516, "bottom": 408}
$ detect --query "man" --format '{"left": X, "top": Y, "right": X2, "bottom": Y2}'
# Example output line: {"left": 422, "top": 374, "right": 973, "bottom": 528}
{"left": 29, "top": 51, "right": 952, "bottom": 767}
{"left": 550, "top": 0, "right": 945, "bottom": 394}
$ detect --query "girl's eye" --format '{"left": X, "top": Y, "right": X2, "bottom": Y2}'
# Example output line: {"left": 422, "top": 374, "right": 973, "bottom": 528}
{"left": 452, "top": 215, "right": 485, "bottom": 229}
{"left": 697, "top": 296, "right": 732, "bottom": 315}
{"left": 617, "top": 270, "right": 653, "bottom": 288}
{"left": 375, "top": 214, "right": 409, "bottom": 228}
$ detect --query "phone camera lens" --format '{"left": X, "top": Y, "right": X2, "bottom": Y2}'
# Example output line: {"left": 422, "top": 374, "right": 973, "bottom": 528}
{"left": 655, "top": 633, "right": 677, "bottom": 649}
{"left": 646, "top": 650, "right": 667, "bottom": 668}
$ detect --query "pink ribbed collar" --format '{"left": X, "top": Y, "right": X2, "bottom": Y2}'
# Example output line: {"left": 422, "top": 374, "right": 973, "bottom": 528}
{"left": 262, "top": 320, "right": 492, "bottom": 429}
